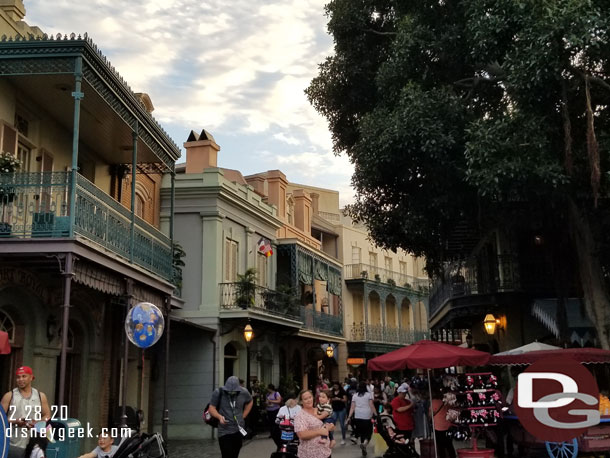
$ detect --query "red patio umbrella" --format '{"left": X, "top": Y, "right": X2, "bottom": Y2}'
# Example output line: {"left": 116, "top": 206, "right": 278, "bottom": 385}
{"left": 489, "top": 347, "right": 610, "bottom": 366}
{"left": 0, "top": 331, "right": 10, "bottom": 355}
{"left": 369, "top": 340, "right": 490, "bottom": 458}
{"left": 368, "top": 339, "right": 490, "bottom": 371}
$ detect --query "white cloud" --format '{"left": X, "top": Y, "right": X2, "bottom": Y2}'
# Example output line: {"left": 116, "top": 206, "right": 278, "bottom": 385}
{"left": 25, "top": 0, "right": 353, "bottom": 200}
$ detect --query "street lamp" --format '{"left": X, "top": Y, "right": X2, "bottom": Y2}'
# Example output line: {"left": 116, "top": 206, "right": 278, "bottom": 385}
{"left": 325, "top": 344, "right": 334, "bottom": 358}
{"left": 244, "top": 323, "right": 254, "bottom": 391}
{"left": 483, "top": 314, "right": 497, "bottom": 335}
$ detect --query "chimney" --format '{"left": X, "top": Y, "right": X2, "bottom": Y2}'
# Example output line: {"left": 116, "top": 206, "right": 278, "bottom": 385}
{"left": 184, "top": 129, "right": 220, "bottom": 174}
{"left": 293, "top": 189, "right": 312, "bottom": 235}
{"left": 266, "top": 170, "right": 288, "bottom": 219}
{"left": 0, "top": 0, "right": 25, "bottom": 21}
{"left": 245, "top": 175, "right": 266, "bottom": 197}
{"left": 310, "top": 192, "right": 319, "bottom": 215}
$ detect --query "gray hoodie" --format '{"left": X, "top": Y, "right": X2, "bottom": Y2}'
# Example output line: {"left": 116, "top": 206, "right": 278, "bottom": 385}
{"left": 209, "top": 376, "right": 253, "bottom": 437}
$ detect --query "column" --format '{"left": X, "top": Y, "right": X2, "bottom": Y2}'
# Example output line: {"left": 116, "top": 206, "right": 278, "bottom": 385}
{"left": 68, "top": 57, "right": 83, "bottom": 237}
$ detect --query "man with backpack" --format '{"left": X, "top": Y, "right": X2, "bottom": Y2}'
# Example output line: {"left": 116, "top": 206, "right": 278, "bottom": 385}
{"left": 207, "top": 376, "right": 253, "bottom": 458}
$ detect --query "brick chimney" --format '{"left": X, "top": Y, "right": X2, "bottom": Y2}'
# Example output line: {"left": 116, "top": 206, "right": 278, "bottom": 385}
{"left": 293, "top": 189, "right": 312, "bottom": 235}
{"left": 0, "top": 0, "right": 25, "bottom": 21}
{"left": 245, "top": 175, "right": 266, "bottom": 197}
{"left": 310, "top": 192, "right": 319, "bottom": 215}
{"left": 184, "top": 129, "right": 220, "bottom": 174}
{"left": 266, "top": 170, "right": 288, "bottom": 219}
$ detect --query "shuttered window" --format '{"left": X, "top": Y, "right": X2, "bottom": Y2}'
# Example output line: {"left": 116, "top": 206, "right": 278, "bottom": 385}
{"left": 257, "top": 253, "right": 267, "bottom": 287}
{"left": 351, "top": 246, "right": 361, "bottom": 264}
{"left": 224, "top": 239, "right": 238, "bottom": 281}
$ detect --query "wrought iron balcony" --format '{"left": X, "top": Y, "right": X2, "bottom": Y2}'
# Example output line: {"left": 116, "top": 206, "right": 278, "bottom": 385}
{"left": 0, "top": 171, "right": 173, "bottom": 280}
{"left": 219, "top": 282, "right": 301, "bottom": 321}
{"left": 429, "top": 255, "right": 520, "bottom": 319}
{"left": 344, "top": 263, "right": 430, "bottom": 292}
{"left": 350, "top": 323, "right": 428, "bottom": 345}
{"left": 300, "top": 307, "right": 343, "bottom": 337}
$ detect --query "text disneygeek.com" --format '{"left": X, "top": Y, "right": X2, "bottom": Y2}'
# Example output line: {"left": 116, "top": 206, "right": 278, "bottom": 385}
{"left": 6, "top": 425, "right": 133, "bottom": 442}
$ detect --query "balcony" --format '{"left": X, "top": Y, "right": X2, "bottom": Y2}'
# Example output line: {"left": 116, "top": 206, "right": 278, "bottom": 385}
{"left": 350, "top": 323, "right": 428, "bottom": 345}
{"left": 429, "top": 255, "right": 520, "bottom": 319}
{"left": 344, "top": 263, "right": 430, "bottom": 293}
{"left": 0, "top": 172, "right": 173, "bottom": 281}
{"left": 300, "top": 308, "right": 343, "bottom": 337}
{"left": 219, "top": 282, "right": 301, "bottom": 321}
{"left": 317, "top": 211, "right": 341, "bottom": 223}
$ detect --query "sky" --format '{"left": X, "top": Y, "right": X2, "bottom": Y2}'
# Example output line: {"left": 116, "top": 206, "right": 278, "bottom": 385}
{"left": 25, "top": 0, "right": 355, "bottom": 205}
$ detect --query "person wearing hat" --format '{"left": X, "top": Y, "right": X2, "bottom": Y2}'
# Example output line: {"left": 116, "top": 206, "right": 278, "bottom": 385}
{"left": 391, "top": 383, "right": 414, "bottom": 439}
{"left": 207, "top": 375, "right": 253, "bottom": 458}
{"left": 1, "top": 366, "right": 51, "bottom": 451}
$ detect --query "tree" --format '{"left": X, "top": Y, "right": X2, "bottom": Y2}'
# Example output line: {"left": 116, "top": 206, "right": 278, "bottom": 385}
{"left": 307, "top": 0, "right": 610, "bottom": 347}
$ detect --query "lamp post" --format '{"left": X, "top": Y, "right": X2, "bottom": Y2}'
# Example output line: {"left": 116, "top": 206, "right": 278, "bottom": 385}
{"left": 244, "top": 323, "right": 254, "bottom": 391}
{"left": 325, "top": 344, "right": 334, "bottom": 358}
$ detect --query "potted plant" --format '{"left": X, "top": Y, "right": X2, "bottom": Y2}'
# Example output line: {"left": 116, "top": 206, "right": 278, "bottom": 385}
{"left": 172, "top": 242, "right": 186, "bottom": 294}
{"left": 387, "top": 278, "right": 396, "bottom": 287}
{"left": 0, "top": 151, "right": 20, "bottom": 174}
{"left": 236, "top": 267, "right": 257, "bottom": 309}
{"left": 403, "top": 282, "right": 412, "bottom": 290}
{"left": 360, "top": 270, "right": 368, "bottom": 279}
{"left": 374, "top": 273, "right": 381, "bottom": 282}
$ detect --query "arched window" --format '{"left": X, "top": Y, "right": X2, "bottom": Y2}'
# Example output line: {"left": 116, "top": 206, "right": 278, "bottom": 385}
{"left": 0, "top": 310, "right": 15, "bottom": 343}
{"left": 135, "top": 193, "right": 145, "bottom": 219}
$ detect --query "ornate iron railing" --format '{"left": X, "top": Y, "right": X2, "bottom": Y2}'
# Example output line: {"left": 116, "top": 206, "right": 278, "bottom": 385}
{"left": 300, "top": 307, "right": 343, "bottom": 336}
{"left": 429, "top": 255, "right": 520, "bottom": 318}
{"left": 344, "top": 263, "right": 430, "bottom": 292}
{"left": 430, "top": 328, "right": 470, "bottom": 344}
{"left": 350, "top": 323, "right": 428, "bottom": 344}
{"left": 219, "top": 282, "right": 301, "bottom": 320}
{"left": 0, "top": 171, "right": 173, "bottom": 280}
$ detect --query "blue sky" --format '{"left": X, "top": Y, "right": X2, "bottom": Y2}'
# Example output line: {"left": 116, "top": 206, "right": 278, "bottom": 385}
{"left": 25, "top": 0, "right": 355, "bottom": 205}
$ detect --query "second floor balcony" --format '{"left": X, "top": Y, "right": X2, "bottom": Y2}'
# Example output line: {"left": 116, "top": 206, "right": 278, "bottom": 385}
{"left": 0, "top": 171, "right": 173, "bottom": 281}
{"left": 350, "top": 323, "right": 428, "bottom": 345}
{"left": 219, "top": 282, "right": 301, "bottom": 322}
{"left": 345, "top": 263, "right": 430, "bottom": 293}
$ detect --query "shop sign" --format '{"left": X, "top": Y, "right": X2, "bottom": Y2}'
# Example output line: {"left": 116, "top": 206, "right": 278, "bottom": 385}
{"left": 347, "top": 357, "right": 365, "bottom": 366}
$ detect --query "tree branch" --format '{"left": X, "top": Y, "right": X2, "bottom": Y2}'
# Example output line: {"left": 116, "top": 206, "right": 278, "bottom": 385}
{"left": 569, "top": 66, "right": 610, "bottom": 92}
{"left": 363, "top": 28, "right": 397, "bottom": 36}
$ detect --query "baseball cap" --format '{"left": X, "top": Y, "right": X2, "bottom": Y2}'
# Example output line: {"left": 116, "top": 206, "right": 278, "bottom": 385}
{"left": 16, "top": 366, "right": 34, "bottom": 378}
{"left": 397, "top": 383, "right": 409, "bottom": 393}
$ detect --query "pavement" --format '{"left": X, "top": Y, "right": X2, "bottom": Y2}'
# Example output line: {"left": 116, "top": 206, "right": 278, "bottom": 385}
{"left": 169, "top": 435, "right": 419, "bottom": 458}
{"left": 168, "top": 435, "right": 497, "bottom": 458}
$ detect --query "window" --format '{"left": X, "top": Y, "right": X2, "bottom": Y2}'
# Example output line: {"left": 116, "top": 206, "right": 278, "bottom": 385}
{"left": 17, "top": 143, "right": 30, "bottom": 172}
{"left": 257, "top": 252, "right": 268, "bottom": 286}
{"left": 369, "top": 252, "right": 378, "bottom": 267}
{"left": 385, "top": 256, "right": 393, "bottom": 272}
{"left": 135, "top": 193, "right": 145, "bottom": 219}
{"left": 351, "top": 246, "right": 361, "bottom": 264}
{"left": 224, "top": 239, "right": 238, "bottom": 282}
{"left": 399, "top": 261, "right": 407, "bottom": 276}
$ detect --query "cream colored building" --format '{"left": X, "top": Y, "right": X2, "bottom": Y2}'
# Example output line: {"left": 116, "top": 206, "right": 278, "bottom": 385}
{"left": 277, "top": 183, "right": 430, "bottom": 378}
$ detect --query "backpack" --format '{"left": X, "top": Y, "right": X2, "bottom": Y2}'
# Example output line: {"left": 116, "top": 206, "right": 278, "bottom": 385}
{"left": 203, "top": 389, "right": 224, "bottom": 427}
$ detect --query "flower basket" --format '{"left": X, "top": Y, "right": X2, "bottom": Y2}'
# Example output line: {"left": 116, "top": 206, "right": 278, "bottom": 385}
{"left": 0, "top": 151, "right": 20, "bottom": 173}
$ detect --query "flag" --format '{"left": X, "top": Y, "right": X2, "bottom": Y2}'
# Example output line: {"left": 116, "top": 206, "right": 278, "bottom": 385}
{"left": 257, "top": 237, "right": 273, "bottom": 257}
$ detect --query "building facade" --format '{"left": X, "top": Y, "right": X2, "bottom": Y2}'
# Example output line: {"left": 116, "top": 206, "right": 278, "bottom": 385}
{"left": 0, "top": 0, "right": 181, "bottom": 450}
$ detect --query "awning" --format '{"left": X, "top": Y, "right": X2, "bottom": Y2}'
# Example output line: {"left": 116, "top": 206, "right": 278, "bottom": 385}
{"left": 531, "top": 298, "right": 596, "bottom": 343}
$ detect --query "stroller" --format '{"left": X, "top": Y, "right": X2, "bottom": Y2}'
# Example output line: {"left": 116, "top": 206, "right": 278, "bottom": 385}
{"left": 375, "top": 413, "right": 419, "bottom": 458}
{"left": 114, "top": 431, "right": 167, "bottom": 458}
{"left": 270, "top": 416, "right": 299, "bottom": 458}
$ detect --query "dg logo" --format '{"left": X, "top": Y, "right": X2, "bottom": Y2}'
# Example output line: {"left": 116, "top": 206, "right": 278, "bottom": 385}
{"left": 515, "top": 356, "right": 600, "bottom": 442}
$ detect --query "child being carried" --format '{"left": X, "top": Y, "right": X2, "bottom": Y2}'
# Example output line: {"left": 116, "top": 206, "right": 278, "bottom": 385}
{"left": 315, "top": 390, "right": 336, "bottom": 448}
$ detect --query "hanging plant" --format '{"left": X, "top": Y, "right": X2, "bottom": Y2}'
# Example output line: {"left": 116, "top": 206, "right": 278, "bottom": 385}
{"left": 0, "top": 151, "right": 20, "bottom": 173}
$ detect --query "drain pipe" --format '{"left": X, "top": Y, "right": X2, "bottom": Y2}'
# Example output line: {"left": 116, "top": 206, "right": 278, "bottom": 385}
{"left": 209, "top": 326, "right": 219, "bottom": 439}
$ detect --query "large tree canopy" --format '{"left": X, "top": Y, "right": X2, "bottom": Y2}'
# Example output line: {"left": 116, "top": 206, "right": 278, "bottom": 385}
{"left": 307, "top": 0, "right": 610, "bottom": 346}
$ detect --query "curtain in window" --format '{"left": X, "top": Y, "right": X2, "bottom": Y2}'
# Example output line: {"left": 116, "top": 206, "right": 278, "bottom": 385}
{"left": 314, "top": 259, "right": 328, "bottom": 282}
{"left": 328, "top": 267, "right": 342, "bottom": 296}
{"left": 298, "top": 250, "right": 313, "bottom": 285}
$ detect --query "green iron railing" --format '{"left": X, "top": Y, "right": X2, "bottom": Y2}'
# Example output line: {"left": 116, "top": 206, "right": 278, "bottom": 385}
{"left": 300, "top": 307, "right": 343, "bottom": 337}
{"left": 350, "top": 323, "right": 428, "bottom": 345}
{"left": 0, "top": 171, "right": 172, "bottom": 280}
{"left": 219, "top": 282, "right": 301, "bottom": 321}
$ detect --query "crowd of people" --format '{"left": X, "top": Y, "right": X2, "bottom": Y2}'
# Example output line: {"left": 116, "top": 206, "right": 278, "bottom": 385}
{"left": 208, "top": 373, "right": 458, "bottom": 458}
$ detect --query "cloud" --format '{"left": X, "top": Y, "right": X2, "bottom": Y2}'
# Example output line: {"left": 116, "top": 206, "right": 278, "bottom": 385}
{"left": 25, "top": 0, "right": 355, "bottom": 202}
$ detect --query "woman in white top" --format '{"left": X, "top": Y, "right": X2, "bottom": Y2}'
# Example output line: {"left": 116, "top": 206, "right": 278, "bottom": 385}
{"left": 348, "top": 381, "right": 375, "bottom": 456}
{"left": 24, "top": 437, "right": 47, "bottom": 458}
{"left": 276, "top": 398, "right": 302, "bottom": 421}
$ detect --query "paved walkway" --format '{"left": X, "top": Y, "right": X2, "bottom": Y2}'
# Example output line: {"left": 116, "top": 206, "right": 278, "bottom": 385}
{"left": 169, "top": 436, "right": 410, "bottom": 458}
